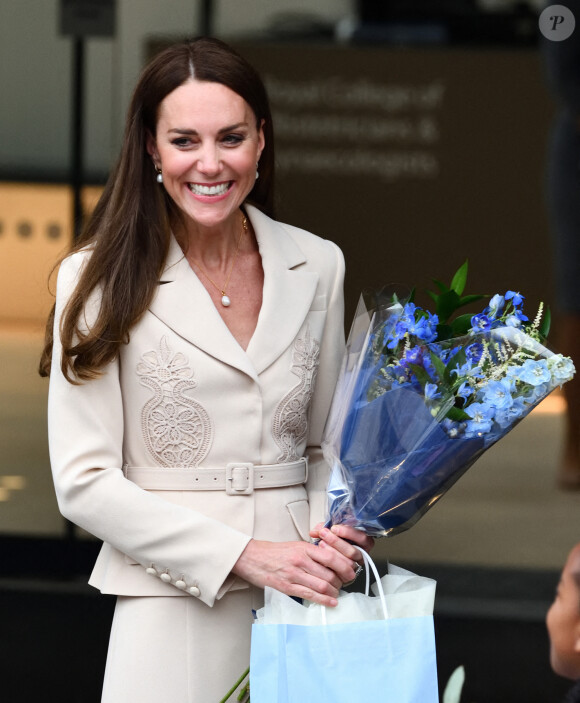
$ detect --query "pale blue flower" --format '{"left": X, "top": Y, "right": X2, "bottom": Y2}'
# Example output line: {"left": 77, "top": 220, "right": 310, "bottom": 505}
{"left": 505, "top": 315, "right": 522, "bottom": 328}
{"left": 516, "top": 359, "right": 551, "bottom": 386}
{"left": 486, "top": 294, "right": 505, "bottom": 319}
{"left": 442, "top": 417, "right": 463, "bottom": 438}
{"left": 424, "top": 383, "right": 441, "bottom": 400}
{"left": 482, "top": 379, "right": 513, "bottom": 410}
{"left": 457, "top": 382, "right": 474, "bottom": 400}
{"left": 547, "top": 354, "right": 576, "bottom": 384}
{"left": 464, "top": 402, "right": 495, "bottom": 436}
{"left": 522, "top": 381, "right": 551, "bottom": 405}
{"left": 495, "top": 396, "right": 528, "bottom": 428}
{"left": 450, "top": 359, "right": 483, "bottom": 380}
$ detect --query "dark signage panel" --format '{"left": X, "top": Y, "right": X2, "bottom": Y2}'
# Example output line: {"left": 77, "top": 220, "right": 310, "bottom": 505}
{"left": 60, "top": 0, "right": 116, "bottom": 37}
{"left": 234, "top": 43, "right": 555, "bottom": 321}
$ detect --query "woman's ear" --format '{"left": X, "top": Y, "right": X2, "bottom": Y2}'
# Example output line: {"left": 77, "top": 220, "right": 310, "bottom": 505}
{"left": 257, "top": 118, "right": 265, "bottom": 157}
{"left": 146, "top": 130, "right": 159, "bottom": 166}
{"left": 573, "top": 621, "right": 580, "bottom": 654}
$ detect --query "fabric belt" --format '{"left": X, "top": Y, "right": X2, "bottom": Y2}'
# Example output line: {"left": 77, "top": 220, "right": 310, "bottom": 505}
{"left": 123, "top": 457, "right": 308, "bottom": 495}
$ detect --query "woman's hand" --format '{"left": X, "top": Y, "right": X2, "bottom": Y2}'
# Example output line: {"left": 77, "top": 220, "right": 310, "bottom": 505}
{"left": 309, "top": 523, "right": 375, "bottom": 567}
{"left": 231, "top": 538, "right": 360, "bottom": 607}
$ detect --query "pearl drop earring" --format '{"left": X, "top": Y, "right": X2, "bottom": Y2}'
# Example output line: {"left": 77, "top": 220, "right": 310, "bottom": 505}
{"left": 155, "top": 167, "right": 163, "bottom": 184}
{"left": 255, "top": 162, "right": 259, "bottom": 180}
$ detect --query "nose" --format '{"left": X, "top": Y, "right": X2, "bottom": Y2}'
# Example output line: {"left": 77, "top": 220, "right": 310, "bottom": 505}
{"left": 196, "top": 142, "right": 221, "bottom": 177}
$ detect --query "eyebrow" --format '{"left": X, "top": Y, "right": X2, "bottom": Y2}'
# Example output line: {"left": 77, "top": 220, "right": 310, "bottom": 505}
{"left": 167, "top": 122, "right": 249, "bottom": 136}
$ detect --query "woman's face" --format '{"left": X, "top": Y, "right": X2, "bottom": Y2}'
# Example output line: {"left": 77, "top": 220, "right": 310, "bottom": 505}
{"left": 547, "top": 546, "right": 580, "bottom": 680}
{"left": 147, "top": 78, "right": 264, "bottom": 232}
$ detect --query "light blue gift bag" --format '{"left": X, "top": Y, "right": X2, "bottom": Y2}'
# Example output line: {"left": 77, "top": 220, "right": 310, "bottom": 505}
{"left": 250, "top": 552, "right": 439, "bottom": 703}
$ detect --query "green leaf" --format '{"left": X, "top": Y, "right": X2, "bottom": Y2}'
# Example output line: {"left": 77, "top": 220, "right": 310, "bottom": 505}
{"left": 429, "top": 350, "right": 447, "bottom": 380}
{"left": 446, "top": 406, "right": 471, "bottom": 422}
{"left": 539, "top": 305, "right": 551, "bottom": 340}
{"left": 457, "top": 294, "right": 486, "bottom": 308}
{"left": 450, "top": 260, "right": 468, "bottom": 296}
{"left": 445, "top": 347, "right": 466, "bottom": 384}
{"left": 426, "top": 290, "right": 439, "bottom": 305}
{"left": 408, "top": 286, "right": 416, "bottom": 304}
{"left": 451, "top": 314, "right": 474, "bottom": 336}
{"left": 436, "top": 323, "right": 454, "bottom": 341}
{"left": 432, "top": 278, "right": 450, "bottom": 294}
{"left": 436, "top": 290, "right": 461, "bottom": 323}
{"left": 408, "top": 363, "right": 432, "bottom": 388}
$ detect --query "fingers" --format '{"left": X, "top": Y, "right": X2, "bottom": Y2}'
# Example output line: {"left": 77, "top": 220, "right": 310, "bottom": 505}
{"left": 308, "top": 540, "right": 356, "bottom": 585}
{"left": 317, "top": 525, "right": 375, "bottom": 564}
{"left": 332, "top": 524, "right": 375, "bottom": 553}
{"left": 232, "top": 539, "right": 345, "bottom": 607}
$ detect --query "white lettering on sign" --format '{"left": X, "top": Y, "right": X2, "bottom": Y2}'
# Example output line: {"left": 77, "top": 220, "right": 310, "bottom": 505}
{"left": 266, "top": 76, "right": 445, "bottom": 182}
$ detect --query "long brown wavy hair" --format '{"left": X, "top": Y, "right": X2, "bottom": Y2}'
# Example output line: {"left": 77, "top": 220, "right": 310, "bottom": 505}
{"left": 39, "top": 37, "right": 275, "bottom": 383}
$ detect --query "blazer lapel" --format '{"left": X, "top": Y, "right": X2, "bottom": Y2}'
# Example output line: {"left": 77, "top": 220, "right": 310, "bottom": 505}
{"left": 148, "top": 205, "right": 318, "bottom": 380}
{"left": 245, "top": 206, "right": 319, "bottom": 375}
{"left": 149, "top": 236, "right": 260, "bottom": 382}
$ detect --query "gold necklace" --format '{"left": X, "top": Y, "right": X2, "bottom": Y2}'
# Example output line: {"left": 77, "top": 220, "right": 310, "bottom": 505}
{"left": 189, "top": 215, "right": 248, "bottom": 307}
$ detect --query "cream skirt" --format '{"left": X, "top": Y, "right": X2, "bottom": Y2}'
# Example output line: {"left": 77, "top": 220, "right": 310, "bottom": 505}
{"left": 101, "top": 588, "right": 262, "bottom": 703}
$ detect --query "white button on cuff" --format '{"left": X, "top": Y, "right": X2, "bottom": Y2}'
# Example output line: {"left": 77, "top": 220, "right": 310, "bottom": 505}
{"left": 188, "top": 586, "right": 201, "bottom": 597}
{"left": 175, "top": 579, "right": 187, "bottom": 590}
{"left": 160, "top": 572, "right": 172, "bottom": 583}
{"left": 146, "top": 566, "right": 157, "bottom": 576}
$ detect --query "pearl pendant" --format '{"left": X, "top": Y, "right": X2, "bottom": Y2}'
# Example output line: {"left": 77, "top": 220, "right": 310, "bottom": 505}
{"left": 221, "top": 295, "right": 231, "bottom": 307}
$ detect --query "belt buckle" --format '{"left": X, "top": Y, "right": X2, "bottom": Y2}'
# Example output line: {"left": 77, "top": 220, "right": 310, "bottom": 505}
{"left": 226, "top": 463, "right": 254, "bottom": 495}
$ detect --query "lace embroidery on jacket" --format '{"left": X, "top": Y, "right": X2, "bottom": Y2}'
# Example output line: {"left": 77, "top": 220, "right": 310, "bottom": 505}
{"left": 136, "top": 337, "right": 213, "bottom": 467}
{"left": 272, "top": 326, "right": 320, "bottom": 462}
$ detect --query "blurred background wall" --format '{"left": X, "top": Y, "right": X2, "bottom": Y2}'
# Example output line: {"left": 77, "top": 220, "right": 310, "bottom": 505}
{"left": 0, "top": 0, "right": 557, "bottom": 326}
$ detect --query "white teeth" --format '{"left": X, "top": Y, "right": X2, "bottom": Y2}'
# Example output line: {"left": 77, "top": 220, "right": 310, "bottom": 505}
{"left": 189, "top": 182, "right": 230, "bottom": 196}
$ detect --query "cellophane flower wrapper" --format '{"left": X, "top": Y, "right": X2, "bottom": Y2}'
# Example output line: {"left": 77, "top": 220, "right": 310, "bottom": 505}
{"left": 322, "top": 289, "right": 575, "bottom": 538}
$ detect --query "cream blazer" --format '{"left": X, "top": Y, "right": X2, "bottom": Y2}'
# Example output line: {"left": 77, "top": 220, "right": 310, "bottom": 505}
{"left": 48, "top": 205, "right": 345, "bottom": 608}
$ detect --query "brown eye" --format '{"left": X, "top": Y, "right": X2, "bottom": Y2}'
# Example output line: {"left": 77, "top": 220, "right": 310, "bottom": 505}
{"left": 222, "top": 133, "right": 244, "bottom": 146}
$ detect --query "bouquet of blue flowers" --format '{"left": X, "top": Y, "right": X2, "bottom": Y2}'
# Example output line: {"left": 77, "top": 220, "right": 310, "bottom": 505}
{"left": 322, "top": 262, "right": 575, "bottom": 537}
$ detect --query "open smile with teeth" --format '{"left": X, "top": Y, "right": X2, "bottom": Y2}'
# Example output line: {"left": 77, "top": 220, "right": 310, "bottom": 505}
{"left": 188, "top": 182, "right": 232, "bottom": 196}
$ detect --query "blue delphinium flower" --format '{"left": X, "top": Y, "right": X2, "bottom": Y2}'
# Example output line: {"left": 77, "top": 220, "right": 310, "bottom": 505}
{"left": 505, "top": 315, "right": 523, "bottom": 328}
{"left": 471, "top": 313, "right": 492, "bottom": 333}
{"left": 424, "top": 383, "right": 441, "bottom": 400}
{"left": 418, "top": 312, "right": 439, "bottom": 343}
{"left": 466, "top": 342, "right": 484, "bottom": 363}
{"left": 450, "top": 358, "right": 483, "bottom": 380}
{"left": 505, "top": 290, "right": 524, "bottom": 306}
{"left": 442, "top": 417, "right": 463, "bottom": 438}
{"left": 548, "top": 354, "right": 576, "bottom": 384}
{"left": 485, "top": 294, "right": 505, "bottom": 319}
{"left": 457, "top": 381, "right": 474, "bottom": 401}
{"left": 464, "top": 402, "right": 495, "bottom": 437}
{"left": 494, "top": 396, "right": 527, "bottom": 429}
{"left": 400, "top": 346, "right": 423, "bottom": 367}
{"left": 482, "top": 379, "right": 513, "bottom": 410}
{"left": 515, "top": 359, "right": 551, "bottom": 386}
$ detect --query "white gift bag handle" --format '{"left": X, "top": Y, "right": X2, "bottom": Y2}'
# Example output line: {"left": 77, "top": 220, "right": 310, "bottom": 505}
{"left": 361, "top": 549, "right": 389, "bottom": 620}
{"left": 321, "top": 550, "right": 388, "bottom": 625}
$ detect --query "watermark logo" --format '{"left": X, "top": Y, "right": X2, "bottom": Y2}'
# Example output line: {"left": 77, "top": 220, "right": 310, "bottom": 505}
{"left": 539, "top": 5, "right": 575, "bottom": 40}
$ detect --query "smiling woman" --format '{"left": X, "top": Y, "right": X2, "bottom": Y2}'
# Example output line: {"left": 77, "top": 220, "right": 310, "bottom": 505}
{"left": 38, "top": 37, "right": 373, "bottom": 703}
{"left": 147, "top": 79, "right": 265, "bottom": 329}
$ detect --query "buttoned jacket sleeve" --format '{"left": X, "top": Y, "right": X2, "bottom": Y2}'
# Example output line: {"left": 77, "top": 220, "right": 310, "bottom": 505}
{"left": 49, "top": 254, "right": 254, "bottom": 607}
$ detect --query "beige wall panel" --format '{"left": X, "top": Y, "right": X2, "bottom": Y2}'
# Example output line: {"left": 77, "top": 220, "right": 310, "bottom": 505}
{"left": 0, "top": 184, "right": 102, "bottom": 326}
